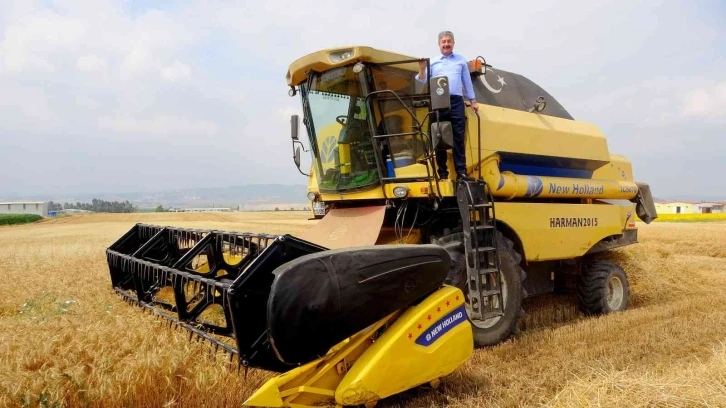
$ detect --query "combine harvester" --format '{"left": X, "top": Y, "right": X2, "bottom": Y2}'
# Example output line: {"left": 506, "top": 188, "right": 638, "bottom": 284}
{"left": 106, "top": 46, "right": 657, "bottom": 407}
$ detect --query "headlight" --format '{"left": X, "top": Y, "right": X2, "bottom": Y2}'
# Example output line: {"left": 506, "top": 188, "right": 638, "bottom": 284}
{"left": 393, "top": 186, "right": 409, "bottom": 198}
{"left": 307, "top": 192, "right": 318, "bottom": 201}
{"left": 329, "top": 49, "right": 354, "bottom": 63}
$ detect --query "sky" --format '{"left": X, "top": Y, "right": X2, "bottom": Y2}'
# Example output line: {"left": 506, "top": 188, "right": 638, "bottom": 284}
{"left": 0, "top": 0, "right": 724, "bottom": 199}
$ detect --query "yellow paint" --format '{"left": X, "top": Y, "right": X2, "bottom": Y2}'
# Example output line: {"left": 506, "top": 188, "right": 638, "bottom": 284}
{"left": 335, "top": 286, "right": 472, "bottom": 406}
{"left": 242, "top": 313, "right": 398, "bottom": 408}
{"left": 317, "top": 180, "right": 456, "bottom": 201}
{"left": 592, "top": 154, "right": 634, "bottom": 181}
{"left": 465, "top": 104, "right": 610, "bottom": 169}
{"left": 496, "top": 201, "right": 637, "bottom": 261}
{"left": 287, "top": 46, "right": 418, "bottom": 86}
{"left": 338, "top": 142, "right": 351, "bottom": 174}
{"left": 243, "top": 286, "right": 472, "bottom": 408}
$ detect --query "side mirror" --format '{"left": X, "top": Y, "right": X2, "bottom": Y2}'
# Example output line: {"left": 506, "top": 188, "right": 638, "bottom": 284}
{"left": 290, "top": 114, "right": 308, "bottom": 176}
{"left": 291, "top": 114, "right": 299, "bottom": 140}
{"left": 294, "top": 145, "right": 301, "bottom": 169}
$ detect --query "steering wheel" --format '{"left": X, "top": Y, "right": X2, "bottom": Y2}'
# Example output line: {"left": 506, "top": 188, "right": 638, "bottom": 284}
{"left": 336, "top": 115, "right": 348, "bottom": 125}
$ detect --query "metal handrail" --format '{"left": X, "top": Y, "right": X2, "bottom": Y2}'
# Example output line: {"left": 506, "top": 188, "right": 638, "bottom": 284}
{"left": 363, "top": 89, "right": 442, "bottom": 200}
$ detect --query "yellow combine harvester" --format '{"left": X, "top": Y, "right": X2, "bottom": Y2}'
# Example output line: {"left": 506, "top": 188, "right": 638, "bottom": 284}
{"left": 106, "top": 46, "right": 657, "bottom": 407}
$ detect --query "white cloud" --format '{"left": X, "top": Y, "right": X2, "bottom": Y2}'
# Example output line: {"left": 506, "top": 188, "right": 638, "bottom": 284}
{"left": 97, "top": 115, "right": 221, "bottom": 139}
{"left": 77, "top": 55, "right": 107, "bottom": 72}
{"left": 682, "top": 82, "right": 726, "bottom": 121}
{"left": 161, "top": 60, "right": 192, "bottom": 82}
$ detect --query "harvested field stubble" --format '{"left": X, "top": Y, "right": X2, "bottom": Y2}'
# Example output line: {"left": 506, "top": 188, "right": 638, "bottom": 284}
{"left": 0, "top": 213, "right": 725, "bottom": 407}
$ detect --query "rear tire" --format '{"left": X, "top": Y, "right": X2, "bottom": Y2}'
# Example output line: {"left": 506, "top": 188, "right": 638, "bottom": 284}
{"left": 577, "top": 260, "right": 630, "bottom": 315}
{"left": 432, "top": 230, "right": 525, "bottom": 348}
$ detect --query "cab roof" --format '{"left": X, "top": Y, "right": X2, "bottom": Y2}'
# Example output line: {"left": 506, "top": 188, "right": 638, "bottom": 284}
{"left": 286, "top": 46, "right": 417, "bottom": 86}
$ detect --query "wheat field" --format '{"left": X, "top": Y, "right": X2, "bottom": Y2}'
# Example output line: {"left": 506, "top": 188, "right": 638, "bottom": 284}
{"left": 1, "top": 212, "right": 725, "bottom": 408}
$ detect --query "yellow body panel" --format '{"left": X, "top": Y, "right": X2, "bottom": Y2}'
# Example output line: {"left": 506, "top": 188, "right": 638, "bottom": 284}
{"left": 591, "top": 154, "right": 634, "bottom": 182}
{"left": 335, "top": 286, "right": 472, "bottom": 406}
{"left": 496, "top": 201, "right": 637, "bottom": 261}
{"left": 464, "top": 104, "right": 610, "bottom": 168}
{"left": 242, "top": 313, "right": 398, "bottom": 408}
{"left": 317, "top": 180, "right": 456, "bottom": 201}
{"left": 242, "top": 286, "right": 472, "bottom": 408}
{"left": 287, "top": 46, "right": 417, "bottom": 86}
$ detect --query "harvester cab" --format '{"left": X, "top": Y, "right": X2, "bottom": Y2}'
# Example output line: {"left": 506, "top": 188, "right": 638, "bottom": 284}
{"left": 289, "top": 55, "right": 460, "bottom": 201}
{"left": 106, "top": 45, "right": 659, "bottom": 407}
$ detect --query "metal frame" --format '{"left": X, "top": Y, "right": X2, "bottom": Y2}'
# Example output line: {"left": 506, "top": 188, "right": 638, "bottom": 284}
{"left": 361, "top": 58, "right": 445, "bottom": 200}
{"left": 106, "top": 223, "right": 327, "bottom": 372}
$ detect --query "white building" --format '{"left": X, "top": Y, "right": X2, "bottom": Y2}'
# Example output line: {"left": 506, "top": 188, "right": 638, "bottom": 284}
{"left": 695, "top": 203, "right": 724, "bottom": 214}
{"left": 655, "top": 201, "right": 697, "bottom": 214}
{"left": 168, "top": 207, "right": 232, "bottom": 212}
{"left": 0, "top": 202, "right": 49, "bottom": 217}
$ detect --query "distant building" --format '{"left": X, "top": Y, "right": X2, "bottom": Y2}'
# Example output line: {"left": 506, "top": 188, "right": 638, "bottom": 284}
{"left": 655, "top": 202, "right": 695, "bottom": 214}
{"left": 655, "top": 201, "right": 725, "bottom": 214}
{"left": 0, "top": 201, "right": 48, "bottom": 217}
{"left": 695, "top": 203, "right": 724, "bottom": 214}
{"left": 168, "top": 207, "right": 232, "bottom": 212}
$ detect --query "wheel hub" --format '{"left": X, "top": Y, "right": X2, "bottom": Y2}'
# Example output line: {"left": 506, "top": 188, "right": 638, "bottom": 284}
{"left": 607, "top": 276, "right": 624, "bottom": 310}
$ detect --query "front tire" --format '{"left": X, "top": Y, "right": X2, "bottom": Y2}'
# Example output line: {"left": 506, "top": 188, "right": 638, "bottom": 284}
{"left": 433, "top": 230, "right": 525, "bottom": 348}
{"left": 577, "top": 260, "right": 630, "bottom": 315}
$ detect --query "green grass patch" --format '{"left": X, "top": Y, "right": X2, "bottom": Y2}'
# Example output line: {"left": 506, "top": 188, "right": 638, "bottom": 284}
{"left": 0, "top": 214, "right": 43, "bottom": 225}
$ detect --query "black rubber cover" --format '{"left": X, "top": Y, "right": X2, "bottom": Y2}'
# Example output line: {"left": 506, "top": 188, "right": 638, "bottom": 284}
{"left": 266, "top": 244, "right": 451, "bottom": 365}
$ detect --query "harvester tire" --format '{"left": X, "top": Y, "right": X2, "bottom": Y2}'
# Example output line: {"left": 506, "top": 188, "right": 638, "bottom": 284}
{"left": 432, "top": 230, "right": 524, "bottom": 348}
{"left": 577, "top": 260, "right": 630, "bottom": 315}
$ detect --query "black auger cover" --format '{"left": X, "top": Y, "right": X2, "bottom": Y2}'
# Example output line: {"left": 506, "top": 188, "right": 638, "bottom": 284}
{"left": 266, "top": 244, "right": 451, "bottom": 365}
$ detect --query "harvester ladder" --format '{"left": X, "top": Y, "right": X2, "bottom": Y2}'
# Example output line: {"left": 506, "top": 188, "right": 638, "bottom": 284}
{"left": 456, "top": 180, "right": 504, "bottom": 321}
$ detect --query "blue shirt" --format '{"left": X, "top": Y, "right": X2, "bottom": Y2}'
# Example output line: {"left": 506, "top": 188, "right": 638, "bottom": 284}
{"left": 416, "top": 52, "right": 476, "bottom": 101}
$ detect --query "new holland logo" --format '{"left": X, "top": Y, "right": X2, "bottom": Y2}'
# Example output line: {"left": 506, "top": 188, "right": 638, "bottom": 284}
{"left": 415, "top": 305, "right": 467, "bottom": 347}
{"left": 320, "top": 136, "right": 337, "bottom": 164}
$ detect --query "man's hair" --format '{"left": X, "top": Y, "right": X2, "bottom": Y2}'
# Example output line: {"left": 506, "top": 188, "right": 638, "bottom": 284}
{"left": 438, "top": 31, "right": 455, "bottom": 41}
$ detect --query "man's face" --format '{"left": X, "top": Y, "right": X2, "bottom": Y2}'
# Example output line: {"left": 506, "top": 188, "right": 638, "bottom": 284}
{"left": 438, "top": 35, "right": 454, "bottom": 55}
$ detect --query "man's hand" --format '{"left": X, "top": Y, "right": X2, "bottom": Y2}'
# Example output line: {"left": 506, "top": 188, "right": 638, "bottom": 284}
{"left": 417, "top": 59, "right": 426, "bottom": 80}
{"left": 470, "top": 101, "right": 479, "bottom": 112}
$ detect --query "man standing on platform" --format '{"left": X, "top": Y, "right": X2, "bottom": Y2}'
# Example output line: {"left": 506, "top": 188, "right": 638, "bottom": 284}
{"left": 416, "top": 30, "right": 478, "bottom": 181}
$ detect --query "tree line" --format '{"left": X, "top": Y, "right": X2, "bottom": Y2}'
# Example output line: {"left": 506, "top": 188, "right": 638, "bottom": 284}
{"left": 48, "top": 199, "right": 136, "bottom": 213}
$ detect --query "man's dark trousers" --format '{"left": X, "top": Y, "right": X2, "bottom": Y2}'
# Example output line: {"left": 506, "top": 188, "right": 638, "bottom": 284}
{"left": 435, "top": 95, "right": 466, "bottom": 178}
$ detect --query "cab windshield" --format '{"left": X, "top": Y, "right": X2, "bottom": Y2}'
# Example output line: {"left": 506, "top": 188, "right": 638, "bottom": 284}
{"left": 300, "top": 66, "right": 379, "bottom": 192}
